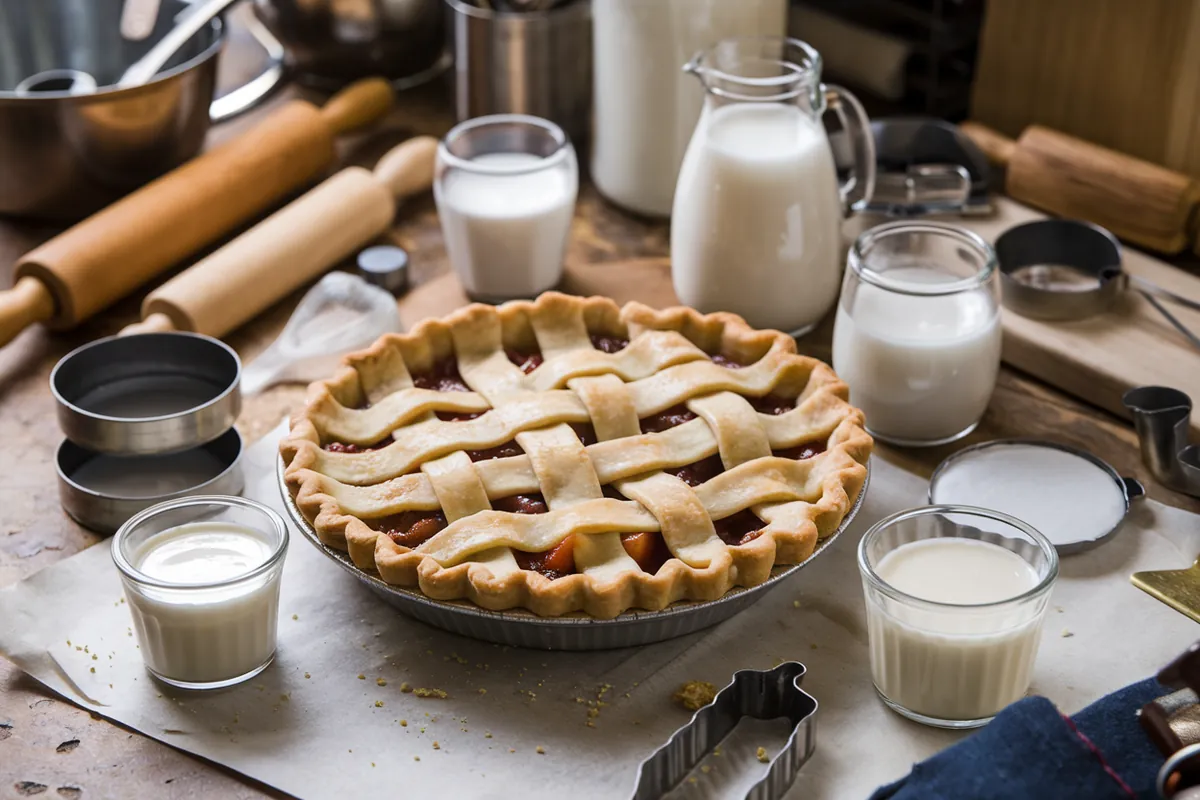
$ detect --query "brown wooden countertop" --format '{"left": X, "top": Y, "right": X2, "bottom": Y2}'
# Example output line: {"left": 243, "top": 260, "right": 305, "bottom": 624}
{"left": 2, "top": 12, "right": 1197, "bottom": 800}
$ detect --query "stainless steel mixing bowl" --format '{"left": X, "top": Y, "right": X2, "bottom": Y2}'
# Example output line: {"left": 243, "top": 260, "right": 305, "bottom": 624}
{"left": 251, "top": 0, "right": 450, "bottom": 91}
{"left": 0, "top": 0, "right": 276, "bottom": 220}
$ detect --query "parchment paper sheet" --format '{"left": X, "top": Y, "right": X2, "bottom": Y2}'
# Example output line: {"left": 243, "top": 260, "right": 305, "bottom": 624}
{"left": 2, "top": 423, "right": 1196, "bottom": 799}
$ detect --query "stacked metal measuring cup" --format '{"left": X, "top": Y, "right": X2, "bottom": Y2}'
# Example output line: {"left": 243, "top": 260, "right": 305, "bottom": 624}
{"left": 51, "top": 333, "right": 244, "bottom": 533}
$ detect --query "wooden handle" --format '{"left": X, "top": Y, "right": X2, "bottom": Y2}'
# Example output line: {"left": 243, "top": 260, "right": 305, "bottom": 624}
{"left": 318, "top": 78, "right": 395, "bottom": 137}
{"left": 119, "top": 312, "right": 176, "bottom": 336}
{"left": 374, "top": 136, "right": 438, "bottom": 200}
{"left": 139, "top": 167, "right": 395, "bottom": 338}
{"left": 959, "top": 121, "right": 1016, "bottom": 167}
{"left": 1003, "top": 125, "right": 1200, "bottom": 254}
{"left": 0, "top": 277, "right": 55, "bottom": 347}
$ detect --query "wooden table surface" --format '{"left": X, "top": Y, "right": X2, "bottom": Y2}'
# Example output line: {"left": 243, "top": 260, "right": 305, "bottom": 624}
{"left": 2, "top": 14, "right": 1198, "bottom": 800}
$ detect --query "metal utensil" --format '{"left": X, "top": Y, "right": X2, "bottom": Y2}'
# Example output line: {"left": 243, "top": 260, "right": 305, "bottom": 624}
{"left": 631, "top": 662, "right": 818, "bottom": 800}
{"left": 995, "top": 220, "right": 1200, "bottom": 351}
{"left": 51, "top": 333, "right": 241, "bottom": 456}
{"left": 0, "top": 0, "right": 283, "bottom": 220}
{"left": 280, "top": 459, "right": 868, "bottom": 650}
{"left": 1123, "top": 387, "right": 1200, "bottom": 498}
{"left": 118, "top": 0, "right": 244, "bottom": 88}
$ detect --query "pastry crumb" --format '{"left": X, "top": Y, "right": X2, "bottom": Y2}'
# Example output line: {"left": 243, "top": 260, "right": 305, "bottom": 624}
{"left": 756, "top": 746, "right": 768, "bottom": 763}
{"left": 414, "top": 688, "right": 448, "bottom": 699}
{"left": 304, "top": 672, "right": 311, "bottom": 679}
{"left": 280, "top": 693, "right": 290, "bottom": 702}
{"left": 292, "top": 614, "right": 298, "bottom": 620}
{"left": 713, "top": 746, "right": 722, "bottom": 757}
{"left": 792, "top": 600, "right": 800, "bottom": 608}
{"left": 400, "top": 682, "right": 413, "bottom": 693}
{"left": 509, "top": 749, "right": 516, "bottom": 754}
{"left": 414, "top": 756, "right": 420, "bottom": 762}
{"left": 432, "top": 741, "right": 440, "bottom": 750}
{"left": 400, "top": 720, "right": 408, "bottom": 727}
{"left": 478, "top": 688, "right": 487, "bottom": 695}
{"left": 673, "top": 681, "right": 717, "bottom": 711}
{"left": 701, "top": 765, "right": 711, "bottom": 774}
{"left": 377, "top": 678, "right": 387, "bottom": 686}
{"left": 484, "top": 732, "right": 493, "bottom": 739}
{"left": 375, "top": 701, "right": 384, "bottom": 708}
{"left": 1061, "top": 629, "right": 1074, "bottom": 638}
{"left": 89, "top": 667, "right": 95, "bottom": 673}
{"left": 357, "top": 674, "right": 366, "bottom": 680}
{"left": 536, "top": 746, "right": 545, "bottom": 754}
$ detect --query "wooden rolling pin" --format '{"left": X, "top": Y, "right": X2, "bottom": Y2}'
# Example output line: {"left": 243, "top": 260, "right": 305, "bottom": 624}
{"left": 120, "top": 136, "right": 437, "bottom": 338}
{"left": 960, "top": 121, "right": 1200, "bottom": 255}
{"left": 0, "top": 78, "right": 395, "bottom": 347}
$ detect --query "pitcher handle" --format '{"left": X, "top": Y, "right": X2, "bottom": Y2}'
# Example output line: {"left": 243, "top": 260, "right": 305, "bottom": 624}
{"left": 824, "top": 85, "right": 876, "bottom": 215}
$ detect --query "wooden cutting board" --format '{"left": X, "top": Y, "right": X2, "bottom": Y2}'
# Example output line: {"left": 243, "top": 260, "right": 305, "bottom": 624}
{"left": 398, "top": 197, "right": 1200, "bottom": 440}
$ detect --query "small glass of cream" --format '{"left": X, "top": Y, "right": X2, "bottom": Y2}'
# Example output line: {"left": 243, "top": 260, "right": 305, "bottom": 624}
{"left": 112, "top": 495, "right": 288, "bottom": 690}
{"left": 858, "top": 505, "right": 1058, "bottom": 728}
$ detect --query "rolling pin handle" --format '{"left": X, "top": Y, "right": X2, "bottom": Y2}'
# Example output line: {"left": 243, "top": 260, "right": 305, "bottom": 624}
{"left": 0, "top": 276, "right": 55, "bottom": 347}
{"left": 318, "top": 78, "right": 395, "bottom": 137}
{"left": 120, "top": 312, "right": 178, "bottom": 336}
{"left": 960, "top": 121, "right": 1017, "bottom": 167}
{"left": 374, "top": 136, "right": 439, "bottom": 201}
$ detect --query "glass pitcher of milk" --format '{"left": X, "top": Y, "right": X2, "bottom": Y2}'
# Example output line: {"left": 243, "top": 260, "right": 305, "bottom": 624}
{"left": 671, "top": 37, "right": 876, "bottom": 336}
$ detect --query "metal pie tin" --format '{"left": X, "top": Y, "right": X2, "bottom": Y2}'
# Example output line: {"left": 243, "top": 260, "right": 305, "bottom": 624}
{"left": 929, "top": 439, "right": 1144, "bottom": 554}
{"left": 58, "top": 428, "right": 244, "bottom": 534}
{"left": 279, "top": 458, "right": 869, "bottom": 651}
{"left": 51, "top": 332, "right": 241, "bottom": 455}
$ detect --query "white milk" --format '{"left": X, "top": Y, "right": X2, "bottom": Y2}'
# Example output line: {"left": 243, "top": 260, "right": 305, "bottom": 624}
{"left": 591, "top": 0, "right": 787, "bottom": 216}
{"left": 931, "top": 444, "right": 1128, "bottom": 548}
{"left": 672, "top": 103, "right": 843, "bottom": 334}
{"left": 867, "top": 538, "right": 1045, "bottom": 722}
{"left": 832, "top": 268, "right": 1001, "bottom": 443}
{"left": 124, "top": 522, "right": 282, "bottom": 686}
{"left": 435, "top": 151, "right": 577, "bottom": 301}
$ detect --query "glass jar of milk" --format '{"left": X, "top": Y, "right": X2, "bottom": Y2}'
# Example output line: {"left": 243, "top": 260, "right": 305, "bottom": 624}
{"left": 672, "top": 37, "right": 876, "bottom": 336}
{"left": 858, "top": 505, "right": 1058, "bottom": 728}
{"left": 112, "top": 496, "right": 288, "bottom": 690}
{"left": 832, "top": 222, "right": 1002, "bottom": 446}
{"left": 435, "top": 114, "right": 578, "bottom": 302}
{"left": 591, "top": 0, "right": 787, "bottom": 217}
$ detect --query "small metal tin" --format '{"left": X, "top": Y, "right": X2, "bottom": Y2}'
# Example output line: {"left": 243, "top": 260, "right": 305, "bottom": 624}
{"left": 929, "top": 439, "right": 1144, "bottom": 554}
{"left": 280, "top": 457, "right": 868, "bottom": 650}
{"left": 994, "top": 219, "right": 1125, "bottom": 321}
{"left": 631, "top": 662, "right": 817, "bottom": 800}
{"left": 356, "top": 245, "right": 410, "bottom": 296}
{"left": 51, "top": 332, "right": 241, "bottom": 456}
{"left": 58, "top": 427, "right": 244, "bottom": 534}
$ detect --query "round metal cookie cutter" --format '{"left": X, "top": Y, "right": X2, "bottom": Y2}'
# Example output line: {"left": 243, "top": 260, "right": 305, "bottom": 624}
{"left": 279, "top": 458, "right": 869, "bottom": 651}
{"left": 929, "top": 439, "right": 1144, "bottom": 555}
{"left": 995, "top": 219, "right": 1200, "bottom": 349}
{"left": 58, "top": 427, "right": 244, "bottom": 534}
{"left": 51, "top": 332, "right": 241, "bottom": 455}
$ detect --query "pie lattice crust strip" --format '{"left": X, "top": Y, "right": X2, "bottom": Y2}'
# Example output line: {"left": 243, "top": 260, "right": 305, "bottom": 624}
{"left": 282, "top": 293, "right": 872, "bottom": 618}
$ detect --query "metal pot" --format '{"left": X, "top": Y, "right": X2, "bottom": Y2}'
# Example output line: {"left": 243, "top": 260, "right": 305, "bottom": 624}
{"left": 0, "top": 0, "right": 283, "bottom": 220}
{"left": 252, "top": 0, "right": 450, "bottom": 91}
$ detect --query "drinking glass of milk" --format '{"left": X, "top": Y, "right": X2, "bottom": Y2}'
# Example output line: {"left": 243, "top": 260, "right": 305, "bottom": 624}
{"left": 435, "top": 114, "right": 578, "bottom": 302}
{"left": 672, "top": 37, "right": 876, "bottom": 336}
{"left": 858, "top": 505, "right": 1058, "bottom": 728}
{"left": 112, "top": 495, "right": 288, "bottom": 690}
{"left": 832, "top": 221, "right": 1002, "bottom": 446}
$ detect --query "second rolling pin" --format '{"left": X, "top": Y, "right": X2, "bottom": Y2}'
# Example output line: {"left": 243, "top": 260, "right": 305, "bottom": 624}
{"left": 121, "top": 136, "right": 438, "bottom": 338}
{"left": 960, "top": 121, "right": 1200, "bottom": 255}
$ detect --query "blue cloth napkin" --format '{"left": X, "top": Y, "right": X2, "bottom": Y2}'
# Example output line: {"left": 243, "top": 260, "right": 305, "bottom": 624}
{"left": 869, "top": 679, "right": 1168, "bottom": 800}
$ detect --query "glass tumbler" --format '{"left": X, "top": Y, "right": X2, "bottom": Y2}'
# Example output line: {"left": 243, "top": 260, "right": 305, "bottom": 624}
{"left": 112, "top": 495, "right": 288, "bottom": 690}
{"left": 434, "top": 114, "right": 578, "bottom": 303}
{"left": 832, "top": 221, "right": 1001, "bottom": 447}
{"left": 858, "top": 505, "right": 1058, "bottom": 728}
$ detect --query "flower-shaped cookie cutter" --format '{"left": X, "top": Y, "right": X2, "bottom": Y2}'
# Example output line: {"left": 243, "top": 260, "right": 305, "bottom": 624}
{"left": 1123, "top": 387, "right": 1200, "bottom": 498}
{"left": 631, "top": 662, "right": 817, "bottom": 800}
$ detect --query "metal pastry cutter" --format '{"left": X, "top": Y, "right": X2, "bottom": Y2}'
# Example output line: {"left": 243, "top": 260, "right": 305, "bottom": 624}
{"left": 1123, "top": 387, "right": 1200, "bottom": 498}
{"left": 631, "top": 662, "right": 817, "bottom": 800}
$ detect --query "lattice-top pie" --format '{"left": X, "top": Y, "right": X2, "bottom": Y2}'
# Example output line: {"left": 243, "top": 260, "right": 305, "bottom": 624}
{"left": 282, "top": 293, "right": 871, "bottom": 618}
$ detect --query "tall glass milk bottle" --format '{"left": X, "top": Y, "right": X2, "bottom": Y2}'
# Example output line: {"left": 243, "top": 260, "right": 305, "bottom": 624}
{"left": 591, "top": 0, "right": 787, "bottom": 218}
{"left": 671, "top": 37, "right": 876, "bottom": 336}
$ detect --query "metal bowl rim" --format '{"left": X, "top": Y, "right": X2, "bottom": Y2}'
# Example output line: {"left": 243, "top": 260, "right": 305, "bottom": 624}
{"left": 0, "top": 13, "right": 224, "bottom": 102}
{"left": 278, "top": 455, "right": 869, "bottom": 628}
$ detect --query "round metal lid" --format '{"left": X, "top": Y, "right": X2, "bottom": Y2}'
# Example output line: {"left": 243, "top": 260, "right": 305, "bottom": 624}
{"left": 356, "top": 245, "right": 410, "bottom": 296}
{"left": 928, "top": 439, "right": 1144, "bottom": 554}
